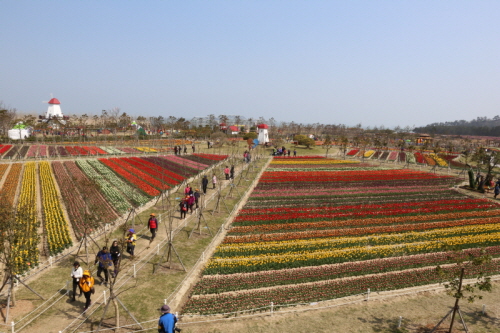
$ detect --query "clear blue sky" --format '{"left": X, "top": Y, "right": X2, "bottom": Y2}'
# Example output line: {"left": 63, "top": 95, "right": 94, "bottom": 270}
{"left": 1, "top": 1, "right": 499, "bottom": 128}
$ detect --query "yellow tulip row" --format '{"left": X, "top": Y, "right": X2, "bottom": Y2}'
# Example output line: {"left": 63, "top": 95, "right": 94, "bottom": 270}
{"left": 207, "top": 231, "right": 500, "bottom": 270}
{"left": 215, "top": 223, "right": 500, "bottom": 256}
{"left": 39, "top": 162, "right": 73, "bottom": 254}
{"left": 14, "top": 162, "right": 39, "bottom": 272}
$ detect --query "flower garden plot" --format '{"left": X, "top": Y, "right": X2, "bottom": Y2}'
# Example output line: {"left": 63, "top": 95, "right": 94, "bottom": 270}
{"left": 99, "top": 158, "right": 160, "bottom": 196}
{"left": 145, "top": 156, "right": 198, "bottom": 178}
{"left": 129, "top": 157, "right": 182, "bottom": 185}
{"left": 1, "top": 163, "right": 22, "bottom": 206}
{"left": 39, "top": 162, "right": 73, "bottom": 254}
{"left": 183, "top": 157, "right": 500, "bottom": 315}
{"left": 106, "top": 157, "right": 168, "bottom": 191}
{"left": 4, "top": 145, "right": 19, "bottom": 159}
{"left": 14, "top": 162, "right": 39, "bottom": 273}
{"left": 0, "top": 144, "right": 13, "bottom": 156}
{"left": 81, "top": 159, "right": 148, "bottom": 209}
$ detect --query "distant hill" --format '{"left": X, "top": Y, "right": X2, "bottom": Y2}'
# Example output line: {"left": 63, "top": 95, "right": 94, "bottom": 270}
{"left": 414, "top": 116, "right": 500, "bottom": 136}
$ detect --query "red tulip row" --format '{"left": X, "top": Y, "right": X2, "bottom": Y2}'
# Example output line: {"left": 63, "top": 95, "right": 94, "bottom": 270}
{"left": 259, "top": 169, "right": 452, "bottom": 183}
{"left": 99, "top": 158, "right": 160, "bottom": 196}
{"left": 229, "top": 209, "right": 500, "bottom": 235}
{"left": 0, "top": 144, "right": 12, "bottom": 155}
{"left": 108, "top": 157, "right": 169, "bottom": 190}
{"left": 123, "top": 157, "right": 177, "bottom": 186}
{"left": 234, "top": 201, "right": 495, "bottom": 225}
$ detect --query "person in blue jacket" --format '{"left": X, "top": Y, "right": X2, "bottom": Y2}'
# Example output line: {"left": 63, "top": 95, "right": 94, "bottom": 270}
{"left": 158, "top": 304, "right": 178, "bottom": 333}
{"left": 95, "top": 246, "right": 113, "bottom": 285}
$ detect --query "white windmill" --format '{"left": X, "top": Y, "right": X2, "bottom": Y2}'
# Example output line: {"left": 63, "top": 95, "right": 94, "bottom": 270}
{"left": 41, "top": 94, "right": 66, "bottom": 126}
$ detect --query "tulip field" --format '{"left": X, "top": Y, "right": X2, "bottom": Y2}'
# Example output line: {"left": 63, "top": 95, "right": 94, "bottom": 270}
{"left": 0, "top": 153, "right": 227, "bottom": 273}
{"left": 182, "top": 157, "right": 500, "bottom": 315}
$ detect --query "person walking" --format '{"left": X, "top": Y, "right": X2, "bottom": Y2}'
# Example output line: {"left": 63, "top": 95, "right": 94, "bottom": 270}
{"left": 192, "top": 144, "right": 195, "bottom": 153}
{"left": 183, "top": 146, "right": 187, "bottom": 154}
{"left": 194, "top": 188, "right": 201, "bottom": 208}
{"left": 173, "top": 146, "right": 178, "bottom": 155}
{"left": 125, "top": 229, "right": 137, "bottom": 258}
{"left": 157, "top": 304, "right": 178, "bottom": 333}
{"left": 212, "top": 173, "right": 217, "bottom": 189}
{"left": 109, "top": 240, "right": 121, "bottom": 277}
{"left": 495, "top": 183, "right": 500, "bottom": 199}
{"left": 95, "top": 246, "right": 113, "bottom": 285}
{"left": 230, "top": 165, "right": 235, "bottom": 180}
{"left": 148, "top": 213, "right": 158, "bottom": 240}
{"left": 184, "top": 184, "right": 192, "bottom": 196}
{"left": 79, "top": 270, "right": 95, "bottom": 312}
{"left": 179, "top": 198, "right": 188, "bottom": 219}
{"left": 70, "top": 261, "right": 83, "bottom": 301}
{"left": 224, "top": 166, "right": 230, "bottom": 180}
{"left": 202, "top": 175, "right": 209, "bottom": 194}
{"left": 186, "top": 194, "right": 194, "bottom": 213}
{"left": 293, "top": 149, "right": 297, "bottom": 157}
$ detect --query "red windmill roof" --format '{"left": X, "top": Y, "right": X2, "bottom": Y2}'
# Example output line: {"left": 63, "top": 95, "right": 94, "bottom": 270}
{"left": 48, "top": 98, "right": 60, "bottom": 104}
{"left": 257, "top": 123, "right": 268, "bottom": 129}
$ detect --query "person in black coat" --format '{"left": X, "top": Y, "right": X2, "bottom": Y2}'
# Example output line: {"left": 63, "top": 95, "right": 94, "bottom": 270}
{"left": 201, "top": 175, "right": 209, "bottom": 194}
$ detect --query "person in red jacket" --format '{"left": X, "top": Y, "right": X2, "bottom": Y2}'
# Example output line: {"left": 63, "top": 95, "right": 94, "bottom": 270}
{"left": 148, "top": 213, "right": 158, "bottom": 241}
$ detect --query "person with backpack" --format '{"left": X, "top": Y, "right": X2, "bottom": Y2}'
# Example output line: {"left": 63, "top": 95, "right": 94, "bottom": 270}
{"left": 148, "top": 213, "right": 158, "bottom": 241}
{"left": 158, "top": 304, "right": 178, "bottom": 333}
{"left": 79, "top": 270, "right": 95, "bottom": 312}
{"left": 95, "top": 246, "right": 113, "bottom": 286}
{"left": 179, "top": 198, "right": 188, "bottom": 219}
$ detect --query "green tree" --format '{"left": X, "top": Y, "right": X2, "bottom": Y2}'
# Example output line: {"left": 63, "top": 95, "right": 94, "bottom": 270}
{"left": 294, "top": 134, "right": 315, "bottom": 149}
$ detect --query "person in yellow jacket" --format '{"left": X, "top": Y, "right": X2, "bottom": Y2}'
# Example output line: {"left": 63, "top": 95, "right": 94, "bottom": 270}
{"left": 125, "top": 229, "right": 137, "bottom": 258}
{"left": 79, "top": 270, "right": 95, "bottom": 311}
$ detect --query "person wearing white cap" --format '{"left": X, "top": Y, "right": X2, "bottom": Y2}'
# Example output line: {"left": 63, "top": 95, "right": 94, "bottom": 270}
{"left": 157, "top": 304, "right": 178, "bottom": 333}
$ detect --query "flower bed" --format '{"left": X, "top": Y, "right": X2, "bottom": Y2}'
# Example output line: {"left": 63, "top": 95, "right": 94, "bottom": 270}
{"left": 39, "top": 161, "right": 73, "bottom": 254}
{"left": 183, "top": 157, "right": 500, "bottom": 315}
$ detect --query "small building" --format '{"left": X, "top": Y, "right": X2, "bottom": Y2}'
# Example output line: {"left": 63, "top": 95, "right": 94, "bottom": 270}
{"left": 228, "top": 125, "right": 239, "bottom": 135}
{"left": 257, "top": 123, "right": 269, "bottom": 144}
{"left": 8, "top": 122, "right": 32, "bottom": 140}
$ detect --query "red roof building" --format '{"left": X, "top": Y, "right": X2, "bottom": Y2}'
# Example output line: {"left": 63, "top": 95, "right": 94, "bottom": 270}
{"left": 48, "top": 98, "right": 61, "bottom": 104}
